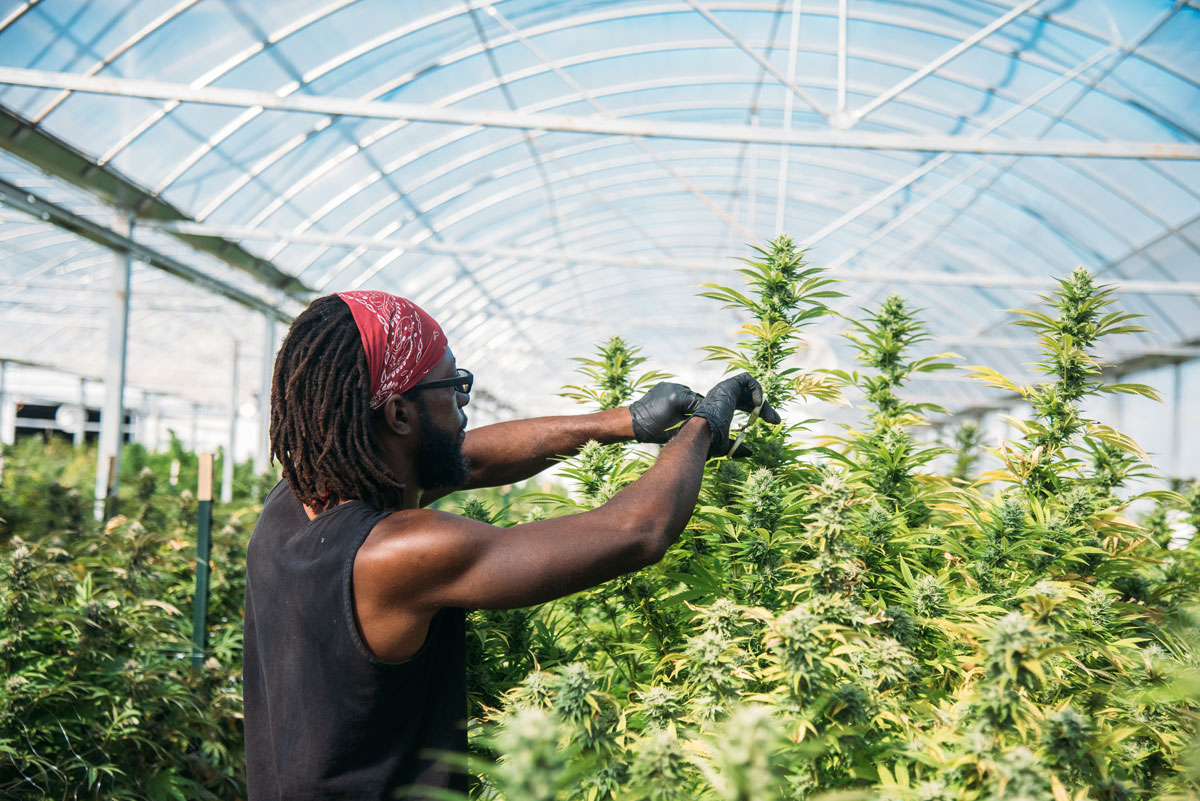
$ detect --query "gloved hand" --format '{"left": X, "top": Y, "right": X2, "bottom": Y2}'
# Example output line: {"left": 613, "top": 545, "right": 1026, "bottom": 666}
{"left": 630, "top": 382, "right": 704, "bottom": 443}
{"left": 691, "top": 373, "right": 782, "bottom": 458}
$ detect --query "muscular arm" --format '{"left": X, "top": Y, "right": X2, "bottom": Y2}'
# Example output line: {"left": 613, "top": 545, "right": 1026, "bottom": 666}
{"left": 354, "top": 416, "right": 711, "bottom": 658}
{"left": 421, "top": 407, "right": 634, "bottom": 505}
{"left": 355, "top": 372, "right": 770, "bottom": 661}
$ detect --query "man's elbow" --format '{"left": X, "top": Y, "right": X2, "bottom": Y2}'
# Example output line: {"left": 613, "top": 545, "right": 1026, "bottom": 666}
{"left": 628, "top": 518, "right": 674, "bottom": 569}
{"left": 591, "top": 498, "right": 679, "bottom": 571}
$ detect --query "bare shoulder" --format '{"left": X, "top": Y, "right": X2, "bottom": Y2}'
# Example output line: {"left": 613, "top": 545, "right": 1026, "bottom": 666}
{"left": 370, "top": 507, "right": 469, "bottom": 538}
{"left": 354, "top": 507, "right": 493, "bottom": 609}
{"left": 351, "top": 508, "right": 495, "bottom": 660}
{"left": 361, "top": 507, "right": 487, "bottom": 554}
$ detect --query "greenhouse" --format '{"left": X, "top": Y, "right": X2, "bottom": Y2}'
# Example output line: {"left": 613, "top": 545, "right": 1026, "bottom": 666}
{"left": 0, "top": 0, "right": 1197, "bottom": 798}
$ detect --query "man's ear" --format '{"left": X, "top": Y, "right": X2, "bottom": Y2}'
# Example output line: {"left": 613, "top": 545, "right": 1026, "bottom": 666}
{"left": 379, "top": 394, "right": 413, "bottom": 437}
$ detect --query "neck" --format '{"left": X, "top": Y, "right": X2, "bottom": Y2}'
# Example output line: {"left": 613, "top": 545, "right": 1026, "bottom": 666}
{"left": 401, "top": 487, "right": 424, "bottom": 511}
{"left": 302, "top": 485, "right": 424, "bottom": 520}
{"left": 302, "top": 498, "right": 354, "bottom": 520}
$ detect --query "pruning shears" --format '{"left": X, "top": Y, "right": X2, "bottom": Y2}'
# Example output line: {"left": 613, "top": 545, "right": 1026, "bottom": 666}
{"left": 728, "top": 400, "right": 764, "bottom": 456}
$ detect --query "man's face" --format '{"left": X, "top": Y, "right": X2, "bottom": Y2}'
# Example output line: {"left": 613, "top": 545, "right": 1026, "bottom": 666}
{"left": 413, "top": 392, "right": 471, "bottom": 491}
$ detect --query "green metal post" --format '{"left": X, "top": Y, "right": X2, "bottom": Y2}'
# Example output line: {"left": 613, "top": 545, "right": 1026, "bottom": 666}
{"left": 192, "top": 452, "right": 214, "bottom": 669}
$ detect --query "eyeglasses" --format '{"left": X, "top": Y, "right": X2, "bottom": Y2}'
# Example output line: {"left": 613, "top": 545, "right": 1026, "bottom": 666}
{"left": 406, "top": 368, "right": 473, "bottom": 395}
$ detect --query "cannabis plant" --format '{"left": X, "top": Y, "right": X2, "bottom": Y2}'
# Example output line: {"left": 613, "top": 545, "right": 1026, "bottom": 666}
{"left": 0, "top": 440, "right": 250, "bottom": 800}
{"left": 465, "top": 251, "right": 1198, "bottom": 801}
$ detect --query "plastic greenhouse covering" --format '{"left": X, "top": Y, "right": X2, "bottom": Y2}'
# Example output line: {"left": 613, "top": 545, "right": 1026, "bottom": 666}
{"left": 0, "top": 0, "right": 1198, "bottom": 475}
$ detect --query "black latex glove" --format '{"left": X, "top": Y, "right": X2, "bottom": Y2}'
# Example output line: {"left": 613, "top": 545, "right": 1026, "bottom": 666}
{"left": 691, "top": 373, "right": 782, "bottom": 458}
{"left": 630, "top": 382, "right": 705, "bottom": 444}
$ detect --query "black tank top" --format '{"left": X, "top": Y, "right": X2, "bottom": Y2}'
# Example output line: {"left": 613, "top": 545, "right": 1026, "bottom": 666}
{"left": 243, "top": 481, "right": 467, "bottom": 800}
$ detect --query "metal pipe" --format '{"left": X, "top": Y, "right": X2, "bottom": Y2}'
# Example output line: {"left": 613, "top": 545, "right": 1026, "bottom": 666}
{"left": 94, "top": 212, "right": 132, "bottom": 521}
{"left": 484, "top": 1, "right": 751, "bottom": 241}
{"left": 836, "top": 0, "right": 847, "bottom": 122}
{"left": 775, "top": 0, "right": 803, "bottom": 235}
{"left": 222, "top": 339, "right": 239, "bottom": 505}
{"left": 0, "top": 177, "right": 295, "bottom": 323}
{"left": 0, "top": 360, "right": 10, "bottom": 448}
{"left": 0, "top": 67, "right": 1194, "bottom": 159}
{"left": 75, "top": 377, "right": 86, "bottom": 446}
{"left": 849, "top": 0, "right": 1042, "bottom": 126}
{"left": 684, "top": 0, "right": 827, "bottom": 120}
{"left": 191, "top": 402, "right": 200, "bottom": 453}
{"left": 1172, "top": 362, "right": 1183, "bottom": 479}
{"left": 145, "top": 219, "right": 1200, "bottom": 296}
{"left": 257, "top": 317, "right": 275, "bottom": 476}
{"left": 0, "top": 360, "right": 10, "bottom": 483}
{"left": 748, "top": 113, "right": 759, "bottom": 237}
{"left": 135, "top": 391, "right": 147, "bottom": 447}
{"left": 147, "top": 392, "right": 160, "bottom": 453}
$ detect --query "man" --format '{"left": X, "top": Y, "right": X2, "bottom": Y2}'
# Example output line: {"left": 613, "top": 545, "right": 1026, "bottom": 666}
{"left": 243, "top": 291, "right": 778, "bottom": 800}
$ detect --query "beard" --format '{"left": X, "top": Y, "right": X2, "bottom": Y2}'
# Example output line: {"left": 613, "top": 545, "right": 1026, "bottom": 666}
{"left": 414, "top": 402, "right": 471, "bottom": 491}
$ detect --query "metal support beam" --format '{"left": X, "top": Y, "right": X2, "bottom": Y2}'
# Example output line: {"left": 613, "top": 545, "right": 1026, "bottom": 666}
{"left": 467, "top": 0, "right": 571, "bottom": 266}
{"left": 0, "top": 360, "right": 12, "bottom": 447}
{"left": 144, "top": 220, "right": 1200, "bottom": 296}
{"left": 748, "top": 113, "right": 759, "bottom": 236}
{"left": 0, "top": 68, "right": 1194, "bottom": 159}
{"left": 836, "top": 0, "right": 848, "bottom": 125}
{"left": 94, "top": 212, "right": 132, "bottom": 521}
{"left": 1101, "top": 333, "right": 1200, "bottom": 380}
{"left": 148, "top": 392, "right": 162, "bottom": 452}
{"left": 840, "top": 8, "right": 1176, "bottom": 288}
{"left": 0, "top": 178, "right": 295, "bottom": 324}
{"left": 0, "top": 104, "right": 311, "bottom": 301}
{"left": 484, "top": 2, "right": 751, "bottom": 240}
{"left": 135, "top": 392, "right": 148, "bottom": 447}
{"left": 257, "top": 317, "right": 275, "bottom": 476}
{"left": 684, "top": 0, "right": 827, "bottom": 121}
{"left": 775, "top": 0, "right": 803, "bottom": 235}
{"left": 805, "top": 42, "right": 1120, "bottom": 250}
{"left": 849, "top": 0, "right": 1042, "bottom": 126}
{"left": 75, "top": 377, "right": 86, "bottom": 446}
{"left": 223, "top": 340, "right": 238, "bottom": 503}
{"left": 0, "top": 353, "right": 207, "bottom": 409}
{"left": 191, "top": 402, "right": 200, "bottom": 453}
{"left": 947, "top": 340, "right": 1200, "bottom": 423}
{"left": 1171, "top": 362, "right": 1183, "bottom": 479}
{"left": 222, "top": 339, "right": 238, "bottom": 505}
{"left": 0, "top": 360, "right": 8, "bottom": 484}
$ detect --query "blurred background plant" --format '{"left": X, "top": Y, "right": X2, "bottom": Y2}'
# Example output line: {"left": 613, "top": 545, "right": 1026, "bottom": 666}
{"left": 0, "top": 436, "right": 255, "bottom": 799}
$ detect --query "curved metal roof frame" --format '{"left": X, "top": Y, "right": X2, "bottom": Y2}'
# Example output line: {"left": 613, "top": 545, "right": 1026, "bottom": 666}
{"left": 114, "top": 38, "right": 1190, "bottom": 234}
{"left": 166, "top": 133, "right": 1180, "bottom": 326}
{"left": 4, "top": 7, "right": 1191, "bottom": 240}
{"left": 57, "top": 31, "right": 1184, "bottom": 309}
{"left": 11, "top": 1, "right": 1200, "bottom": 173}
{"left": 0, "top": 0, "right": 1197, "bottom": 425}
{"left": 320, "top": 147, "right": 1186, "bottom": 338}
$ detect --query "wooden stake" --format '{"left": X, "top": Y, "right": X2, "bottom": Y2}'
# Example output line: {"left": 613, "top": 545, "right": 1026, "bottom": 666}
{"left": 197, "top": 453, "right": 213, "bottom": 501}
{"left": 193, "top": 453, "right": 214, "bottom": 668}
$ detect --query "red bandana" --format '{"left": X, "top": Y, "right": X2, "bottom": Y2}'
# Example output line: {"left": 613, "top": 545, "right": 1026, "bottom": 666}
{"left": 337, "top": 291, "right": 447, "bottom": 409}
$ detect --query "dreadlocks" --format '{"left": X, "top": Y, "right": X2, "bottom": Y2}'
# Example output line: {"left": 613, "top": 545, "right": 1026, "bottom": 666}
{"left": 270, "top": 295, "right": 407, "bottom": 513}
